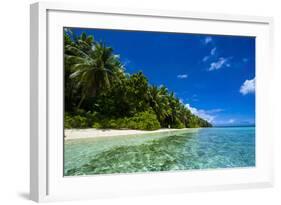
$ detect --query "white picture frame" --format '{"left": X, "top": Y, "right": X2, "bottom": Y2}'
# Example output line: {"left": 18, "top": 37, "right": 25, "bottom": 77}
{"left": 30, "top": 1, "right": 274, "bottom": 202}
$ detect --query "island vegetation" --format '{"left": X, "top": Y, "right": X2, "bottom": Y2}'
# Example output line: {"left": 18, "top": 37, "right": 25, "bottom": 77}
{"left": 64, "top": 29, "right": 212, "bottom": 130}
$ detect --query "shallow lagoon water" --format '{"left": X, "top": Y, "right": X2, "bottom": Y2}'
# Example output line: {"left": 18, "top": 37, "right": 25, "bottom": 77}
{"left": 64, "top": 127, "right": 255, "bottom": 176}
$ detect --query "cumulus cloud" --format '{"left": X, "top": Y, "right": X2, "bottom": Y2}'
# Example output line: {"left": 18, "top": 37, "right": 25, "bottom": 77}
{"left": 177, "top": 74, "right": 188, "bottom": 79}
{"left": 210, "top": 47, "right": 217, "bottom": 56}
{"left": 209, "top": 57, "right": 230, "bottom": 71}
{"left": 214, "top": 119, "right": 238, "bottom": 125}
{"left": 204, "top": 36, "right": 213, "bottom": 44}
{"left": 240, "top": 77, "right": 255, "bottom": 95}
{"left": 207, "top": 108, "right": 224, "bottom": 113}
{"left": 228, "top": 119, "right": 235, "bottom": 124}
{"left": 114, "top": 54, "right": 120, "bottom": 59}
{"left": 202, "top": 56, "right": 210, "bottom": 62}
{"left": 185, "top": 104, "right": 222, "bottom": 123}
{"left": 202, "top": 47, "right": 217, "bottom": 62}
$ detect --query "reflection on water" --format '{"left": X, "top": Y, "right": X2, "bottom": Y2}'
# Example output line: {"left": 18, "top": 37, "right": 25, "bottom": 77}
{"left": 64, "top": 127, "right": 255, "bottom": 176}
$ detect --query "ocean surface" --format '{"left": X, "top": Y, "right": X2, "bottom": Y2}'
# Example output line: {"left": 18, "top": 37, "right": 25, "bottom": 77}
{"left": 64, "top": 127, "right": 255, "bottom": 176}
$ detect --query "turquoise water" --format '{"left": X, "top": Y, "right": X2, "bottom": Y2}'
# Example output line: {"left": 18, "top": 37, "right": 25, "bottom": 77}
{"left": 64, "top": 127, "right": 255, "bottom": 176}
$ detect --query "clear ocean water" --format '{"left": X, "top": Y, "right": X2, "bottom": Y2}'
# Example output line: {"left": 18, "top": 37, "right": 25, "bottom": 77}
{"left": 64, "top": 127, "right": 255, "bottom": 176}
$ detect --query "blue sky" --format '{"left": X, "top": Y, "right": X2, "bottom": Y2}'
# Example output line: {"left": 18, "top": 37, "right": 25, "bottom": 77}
{"left": 67, "top": 28, "right": 255, "bottom": 126}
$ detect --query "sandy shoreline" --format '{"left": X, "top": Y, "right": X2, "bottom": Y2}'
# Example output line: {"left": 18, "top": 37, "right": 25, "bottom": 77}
{"left": 64, "top": 128, "right": 198, "bottom": 140}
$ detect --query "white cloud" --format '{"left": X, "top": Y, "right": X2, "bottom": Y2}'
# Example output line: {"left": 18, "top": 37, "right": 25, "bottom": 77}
{"left": 214, "top": 119, "right": 238, "bottom": 125}
{"left": 240, "top": 77, "right": 255, "bottom": 95}
{"left": 228, "top": 119, "right": 235, "bottom": 124}
{"left": 185, "top": 104, "right": 223, "bottom": 123}
{"left": 210, "top": 47, "right": 217, "bottom": 55}
{"left": 204, "top": 36, "right": 213, "bottom": 44}
{"left": 202, "top": 47, "right": 217, "bottom": 62}
{"left": 209, "top": 57, "right": 230, "bottom": 71}
{"left": 207, "top": 109, "right": 224, "bottom": 113}
{"left": 202, "top": 56, "right": 210, "bottom": 62}
{"left": 177, "top": 74, "right": 188, "bottom": 79}
{"left": 114, "top": 54, "right": 120, "bottom": 59}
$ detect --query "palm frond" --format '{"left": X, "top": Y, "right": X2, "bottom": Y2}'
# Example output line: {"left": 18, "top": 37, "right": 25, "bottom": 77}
{"left": 65, "top": 45, "right": 91, "bottom": 59}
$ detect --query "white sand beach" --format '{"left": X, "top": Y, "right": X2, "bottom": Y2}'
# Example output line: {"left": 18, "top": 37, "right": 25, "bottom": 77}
{"left": 64, "top": 128, "right": 197, "bottom": 140}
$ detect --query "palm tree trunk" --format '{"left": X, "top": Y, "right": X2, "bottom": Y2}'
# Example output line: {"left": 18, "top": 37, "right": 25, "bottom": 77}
{"left": 91, "top": 86, "right": 97, "bottom": 97}
{"left": 77, "top": 95, "right": 86, "bottom": 109}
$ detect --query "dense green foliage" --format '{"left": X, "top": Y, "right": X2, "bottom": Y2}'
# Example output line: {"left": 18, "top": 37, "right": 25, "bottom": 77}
{"left": 64, "top": 29, "right": 212, "bottom": 130}
{"left": 92, "top": 110, "right": 161, "bottom": 130}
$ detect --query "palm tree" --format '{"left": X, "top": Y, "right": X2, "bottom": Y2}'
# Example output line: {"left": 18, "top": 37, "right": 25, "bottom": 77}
{"left": 166, "top": 92, "right": 181, "bottom": 127}
{"left": 149, "top": 85, "right": 171, "bottom": 126}
{"left": 65, "top": 41, "right": 122, "bottom": 109}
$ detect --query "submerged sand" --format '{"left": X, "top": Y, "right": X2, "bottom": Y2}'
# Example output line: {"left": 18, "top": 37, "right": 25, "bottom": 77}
{"left": 64, "top": 128, "right": 197, "bottom": 140}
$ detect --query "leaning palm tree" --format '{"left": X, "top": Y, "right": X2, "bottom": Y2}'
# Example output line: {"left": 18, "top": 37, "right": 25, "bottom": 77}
{"left": 65, "top": 42, "right": 122, "bottom": 109}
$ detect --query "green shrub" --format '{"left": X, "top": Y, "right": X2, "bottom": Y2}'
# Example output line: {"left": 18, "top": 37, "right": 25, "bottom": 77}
{"left": 90, "top": 111, "right": 161, "bottom": 130}
{"left": 64, "top": 114, "right": 88, "bottom": 128}
{"left": 64, "top": 114, "right": 73, "bottom": 129}
{"left": 115, "top": 118, "right": 128, "bottom": 128}
{"left": 108, "top": 119, "right": 118, "bottom": 129}
{"left": 92, "top": 122, "right": 102, "bottom": 129}
{"left": 71, "top": 115, "right": 88, "bottom": 128}
{"left": 129, "top": 111, "right": 161, "bottom": 130}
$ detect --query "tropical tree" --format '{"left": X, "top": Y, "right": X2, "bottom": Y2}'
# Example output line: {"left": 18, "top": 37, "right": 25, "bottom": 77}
{"left": 149, "top": 85, "right": 171, "bottom": 126}
{"left": 95, "top": 71, "right": 152, "bottom": 118}
{"left": 65, "top": 41, "right": 122, "bottom": 109}
{"left": 64, "top": 31, "right": 80, "bottom": 112}
{"left": 73, "top": 32, "right": 94, "bottom": 53}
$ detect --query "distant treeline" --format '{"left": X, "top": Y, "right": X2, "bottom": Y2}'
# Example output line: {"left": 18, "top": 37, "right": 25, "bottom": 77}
{"left": 64, "top": 29, "right": 212, "bottom": 130}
